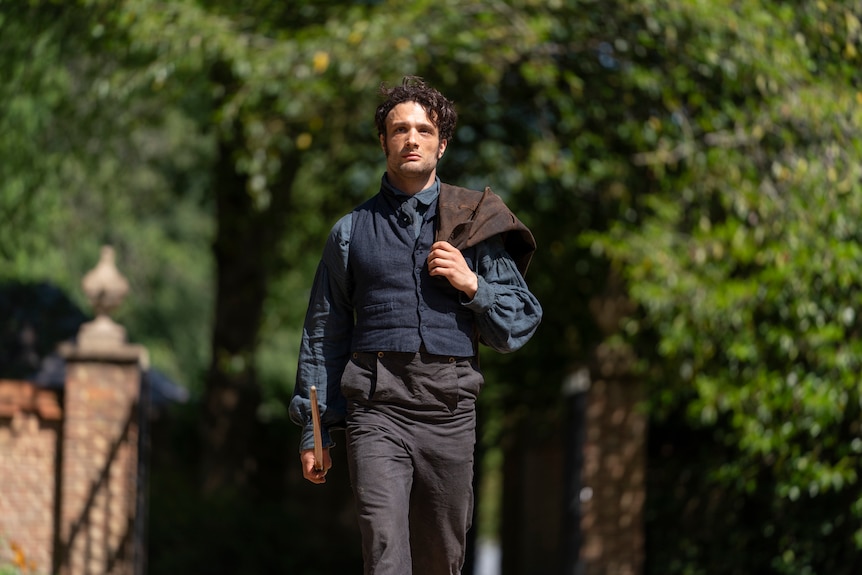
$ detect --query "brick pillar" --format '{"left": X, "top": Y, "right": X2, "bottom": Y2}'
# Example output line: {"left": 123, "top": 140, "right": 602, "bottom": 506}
{"left": 58, "top": 345, "right": 144, "bottom": 575}
{"left": 57, "top": 245, "right": 146, "bottom": 575}
{"left": 579, "top": 343, "right": 645, "bottom": 575}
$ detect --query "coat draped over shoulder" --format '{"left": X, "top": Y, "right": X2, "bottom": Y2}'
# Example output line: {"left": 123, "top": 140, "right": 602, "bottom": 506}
{"left": 436, "top": 183, "right": 536, "bottom": 276}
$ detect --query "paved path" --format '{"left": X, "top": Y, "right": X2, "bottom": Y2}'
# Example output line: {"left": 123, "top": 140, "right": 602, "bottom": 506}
{"left": 475, "top": 540, "right": 501, "bottom": 575}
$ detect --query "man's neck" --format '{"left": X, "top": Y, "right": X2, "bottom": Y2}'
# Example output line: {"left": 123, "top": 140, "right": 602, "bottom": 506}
{"left": 386, "top": 172, "right": 437, "bottom": 196}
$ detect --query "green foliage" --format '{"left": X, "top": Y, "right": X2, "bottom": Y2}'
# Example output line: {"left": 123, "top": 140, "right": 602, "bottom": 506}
{"left": 581, "top": 0, "right": 862, "bottom": 572}
{"left": 0, "top": 3, "right": 72, "bottom": 264}
{"left": 0, "top": 1, "right": 216, "bottom": 388}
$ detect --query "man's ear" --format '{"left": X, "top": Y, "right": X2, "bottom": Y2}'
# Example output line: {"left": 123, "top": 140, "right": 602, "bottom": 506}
{"left": 438, "top": 139, "right": 448, "bottom": 159}
{"left": 380, "top": 133, "right": 388, "bottom": 155}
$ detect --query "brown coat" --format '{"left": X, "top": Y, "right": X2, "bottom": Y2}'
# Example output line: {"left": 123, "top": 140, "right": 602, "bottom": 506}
{"left": 436, "top": 183, "right": 536, "bottom": 276}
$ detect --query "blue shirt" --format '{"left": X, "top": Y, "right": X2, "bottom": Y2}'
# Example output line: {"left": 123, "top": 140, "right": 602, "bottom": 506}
{"left": 290, "top": 176, "right": 543, "bottom": 451}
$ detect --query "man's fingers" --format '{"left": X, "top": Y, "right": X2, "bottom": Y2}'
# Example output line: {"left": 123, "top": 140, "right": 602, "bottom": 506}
{"left": 301, "top": 448, "right": 330, "bottom": 484}
{"left": 428, "top": 245, "right": 462, "bottom": 269}
{"left": 308, "top": 468, "right": 327, "bottom": 484}
{"left": 303, "top": 463, "right": 327, "bottom": 484}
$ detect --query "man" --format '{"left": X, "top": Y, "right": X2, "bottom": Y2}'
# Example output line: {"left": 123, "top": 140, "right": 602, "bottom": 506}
{"left": 289, "top": 77, "right": 542, "bottom": 575}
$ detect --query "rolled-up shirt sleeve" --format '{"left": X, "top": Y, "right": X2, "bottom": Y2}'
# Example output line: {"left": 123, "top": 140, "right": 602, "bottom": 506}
{"left": 461, "top": 235, "right": 543, "bottom": 353}
{"left": 289, "top": 214, "right": 353, "bottom": 452}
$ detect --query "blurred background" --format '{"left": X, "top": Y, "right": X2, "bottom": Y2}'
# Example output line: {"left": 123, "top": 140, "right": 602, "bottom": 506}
{"left": 1, "top": 1, "right": 861, "bottom": 574}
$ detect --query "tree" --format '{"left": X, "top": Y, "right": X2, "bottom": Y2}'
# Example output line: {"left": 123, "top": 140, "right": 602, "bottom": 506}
{"left": 0, "top": 1, "right": 215, "bottom": 384}
{"left": 579, "top": 1, "right": 862, "bottom": 572}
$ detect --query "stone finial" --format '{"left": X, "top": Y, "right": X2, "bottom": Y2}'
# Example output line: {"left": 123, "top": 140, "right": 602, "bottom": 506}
{"left": 77, "top": 245, "right": 129, "bottom": 347}
{"left": 82, "top": 245, "right": 129, "bottom": 317}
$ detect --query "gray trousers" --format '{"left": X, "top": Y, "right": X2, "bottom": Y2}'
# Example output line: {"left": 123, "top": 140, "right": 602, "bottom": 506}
{"left": 341, "top": 350, "right": 484, "bottom": 575}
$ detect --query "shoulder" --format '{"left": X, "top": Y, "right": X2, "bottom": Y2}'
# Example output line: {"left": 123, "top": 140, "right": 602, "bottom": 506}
{"left": 324, "top": 213, "right": 353, "bottom": 261}
{"left": 440, "top": 182, "right": 481, "bottom": 195}
{"left": 437, "top": 183, "right": 485, "bottom": 235}
{"left": 352, "top": 193, "right": 382, "bottom": 214}
{"left": 327, "top": 191, "right": 383, "bottom": 242}
{"left": 329, "top": 213, "right": 353, "bottom": 241}
{"left": 439, "top": 182, "right": 484, "bottom": 205}
{"left": 321, "top": 213, "right": 353, "bottom": 271}
{"left": 440, "top": 182, "right": 515, "bottom": 216}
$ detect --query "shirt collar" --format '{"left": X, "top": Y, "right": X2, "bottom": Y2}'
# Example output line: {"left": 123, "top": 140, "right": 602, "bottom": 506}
{"left": 381, "top": 174, "right": 440, "bottom": 208}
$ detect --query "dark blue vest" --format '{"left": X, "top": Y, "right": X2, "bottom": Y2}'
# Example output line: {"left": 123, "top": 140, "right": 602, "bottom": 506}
{"left": 348, "top": 190, "right": 477, "bottom": 357}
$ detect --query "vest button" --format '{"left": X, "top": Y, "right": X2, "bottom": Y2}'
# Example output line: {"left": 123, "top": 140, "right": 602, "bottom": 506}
{"left": 377, "top": 351, "right": 384, "bottom": 358}
{"left": 353, "top": 352, "right": 358, "bottom": 359}
{"left": 449, "top": 357, "right": 455, "bottom": 363}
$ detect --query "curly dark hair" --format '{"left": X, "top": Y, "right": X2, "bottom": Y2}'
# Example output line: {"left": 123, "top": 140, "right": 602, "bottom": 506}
{"left": 375, "top": 76, "right": 458, "bottom": 141}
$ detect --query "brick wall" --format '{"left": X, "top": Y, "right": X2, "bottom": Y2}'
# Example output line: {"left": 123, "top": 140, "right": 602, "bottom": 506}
{"left": 0, "top": 345, "right": 144, "bottom": 575}
{"left": 0, "top": 380, "right": 63, "bottom": 573}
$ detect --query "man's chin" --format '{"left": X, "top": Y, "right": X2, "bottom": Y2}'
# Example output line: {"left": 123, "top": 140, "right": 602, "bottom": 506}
{"left": 398, "top": 163, "right": 435, "bottom": 175}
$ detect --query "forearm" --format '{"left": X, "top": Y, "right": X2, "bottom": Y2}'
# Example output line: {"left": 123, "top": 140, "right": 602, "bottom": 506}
{"left": 290, "top": 222, "right": 354, "bottom": 450}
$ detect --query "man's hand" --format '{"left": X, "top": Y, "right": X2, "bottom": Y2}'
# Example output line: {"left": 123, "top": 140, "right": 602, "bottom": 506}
{"left": 427, "top": 241, "right": 478, "bottom": 299}
{"left": 301, "top": 447, "right": 332, "bottom": 484}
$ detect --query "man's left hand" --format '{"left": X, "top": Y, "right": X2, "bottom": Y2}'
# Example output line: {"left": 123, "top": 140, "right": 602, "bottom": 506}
{"left": 427, "top": 241, "right": 478, "bottom": 299}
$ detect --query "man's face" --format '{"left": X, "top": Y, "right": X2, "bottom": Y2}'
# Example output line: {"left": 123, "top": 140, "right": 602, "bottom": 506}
{"left": 380, "top": 101, "right": 448, "bottom": 192}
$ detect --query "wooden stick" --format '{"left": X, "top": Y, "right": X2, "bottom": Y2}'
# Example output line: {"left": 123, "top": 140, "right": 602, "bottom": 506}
{"left": 309, "top": 386, "right": 324, "bottom": 471}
